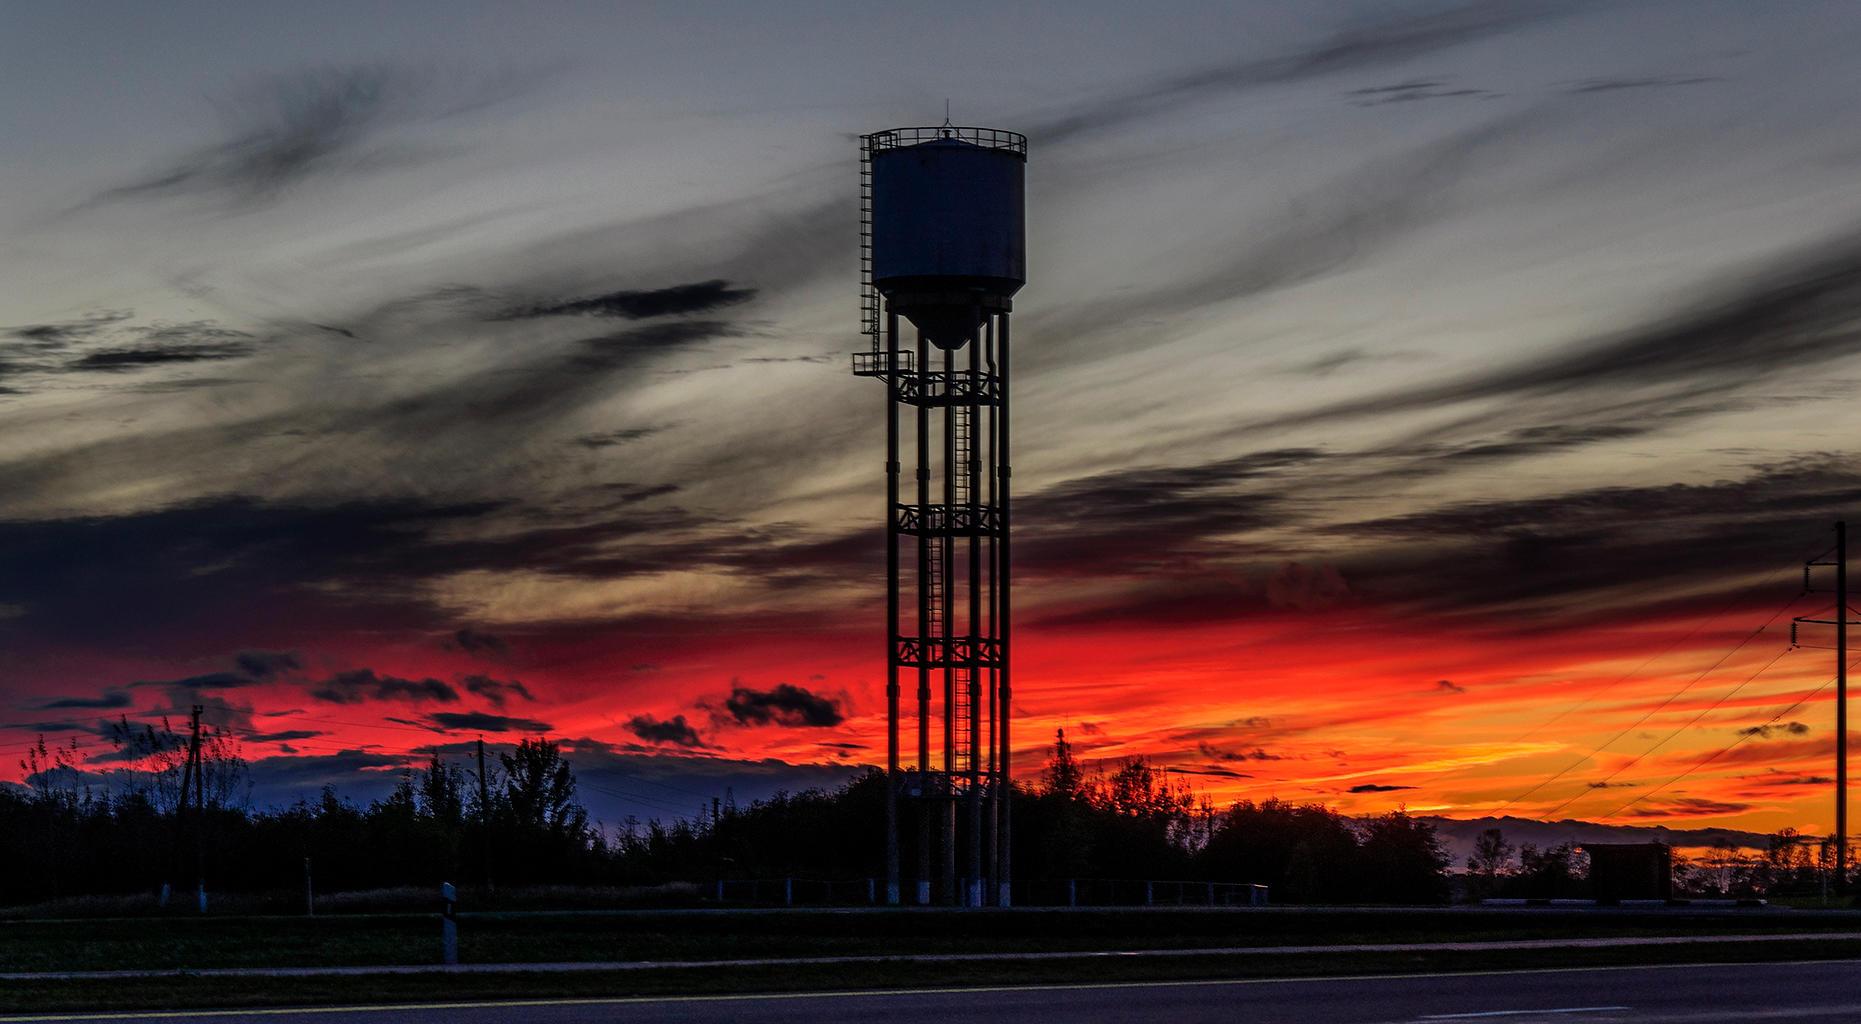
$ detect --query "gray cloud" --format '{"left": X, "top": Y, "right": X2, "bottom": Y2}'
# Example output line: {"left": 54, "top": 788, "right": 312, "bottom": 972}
{"left": 245, "top": 728, "right": 324, "bottom": 743}
{"left": 1567, "top": 75, "right": 1717, "bottom": 94}
{"left": 572, "top": 320, "right": 743, "bottom": 369}
{"left": 1031, "top": 111, "right": 1540, "bottom": 355}
{"left": 1738, "top": 721, "right": 1811, "bottom": 739}
{"left": 626, "top": 713, "right": 708, "bottom": 748}
{"left": 1333, "top": 457, "right": 1861, "bottom": 620}
{"left": 86, "top": 65, "right": 531, "bottom": 207}
{"left": 573, "top": 427, "right": 666, "bottom": 449}
{"left": 446, "top": 628, "right": 507, "bottom": 656}
{"left": 1346, "top": 80, "right": 1497, "bottom": 106}
{"left": 462, "top": 674, "right": 533, "bottom": 707}
{"left": 73, "top": 344, "right": 253, "bottom": 372}
{"left": 6, "top": 310, "right": 133, "bottom": 350}
{"left": 1198, "top": 742, "right": 1283, "bottom": 762}
{"left": 718, "top": 683, "right": 844, "bottom": 728}
{"left": 67, "top": 321, "right": 255, "bottom": 373}
{"left": 1017, "top": 449, "right": 1316, "bottom": 578}
{"left": 496, "top": 280, "right": 755, "bottom": 321}
{"left": 310, "top": 668, "right": 459, "bottom": 704}
{"left": 129, "top": 672, "right": 256, "bottom": 691}
{"left": 235, "top": 650, "right": 302, "bottom": 680}
{"left": 425, "top": 710, "right": 553, "bottom": 733}
{"left": 1028, "top": 2, "right": 1566, "bottom": 144}
{"left": 36, "top": 690, "right": 132, "bottom": 710}
{"left": 1249, "top": 224, "right": 1861, "bottom": 437}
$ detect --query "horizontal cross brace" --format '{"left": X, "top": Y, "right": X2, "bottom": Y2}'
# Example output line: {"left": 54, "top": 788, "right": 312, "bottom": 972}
{"left": 895, "top": 370, "right": 1001, "bottom": 407}
{"left": 895, "top": 636, "right": 1004, "bottom": 669}
{"left": 896, "top": 503, "right": 1001, "bottom": 536}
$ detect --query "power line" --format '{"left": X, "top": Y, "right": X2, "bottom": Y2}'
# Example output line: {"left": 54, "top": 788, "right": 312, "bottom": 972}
{"left": 579, "top": 780, "right": 700, "bottom": 816}
{"left": 1426, "top": 549, "right": 1822, "bottom": 799}
{"left": 1601, "top": 660, "right": 1858, "bottom": 820}
{"left": 1536, "top": 643, "right": 1795, "bottom": 820}
{"left": 1493, "top": 591, "right": 1804, "bottom": 815}
{"left": 1501, "top": 566, "right": 1804, "bottom": 744}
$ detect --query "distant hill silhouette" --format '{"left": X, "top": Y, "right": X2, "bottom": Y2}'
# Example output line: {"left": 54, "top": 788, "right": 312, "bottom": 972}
{"left": 1426, "top": 815, "right": 1772, "bottom": 865}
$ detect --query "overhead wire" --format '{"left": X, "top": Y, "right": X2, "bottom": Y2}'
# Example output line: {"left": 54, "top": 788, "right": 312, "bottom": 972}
{"left": 1601, "top": 660, "right": 1857, "bottom": 820}
{"left": 1535, "top": 643, "right": 1796, "bottom": 820}
{"left": 1492, "top": 589, "right": 1806, "bottom": 815}
{"left": 1504, "top": 545, "right": 1821, "bottom": 739}
{"left": 1424, "top": 545, "right": 1824, "bottom": 799}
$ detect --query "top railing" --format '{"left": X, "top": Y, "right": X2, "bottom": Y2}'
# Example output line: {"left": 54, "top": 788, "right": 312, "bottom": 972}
{"left": 865, "top": 126, "right": 1027, "bottom": 156}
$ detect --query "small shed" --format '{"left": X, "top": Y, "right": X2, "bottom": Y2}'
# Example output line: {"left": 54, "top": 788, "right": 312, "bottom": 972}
{"left": 1582, "top": 842, "right": 1673, "bottom": 903}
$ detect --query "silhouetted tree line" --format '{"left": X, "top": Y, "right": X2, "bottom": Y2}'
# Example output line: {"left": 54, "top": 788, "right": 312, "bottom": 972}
{"left": 1464, "top": 828, "right": 1588, "bottom": 900}
{"left": 1671, "top": 831, "right": 1848, "bottom": 897}
{"left": 2, "top": 724, "right": 1462, "bottom": 907}
{"left": 1014, "top": 730, "right": 1451, "bottom": 903}
{"left": 1461, "top": 825, "right": 1852, "bottom": 901}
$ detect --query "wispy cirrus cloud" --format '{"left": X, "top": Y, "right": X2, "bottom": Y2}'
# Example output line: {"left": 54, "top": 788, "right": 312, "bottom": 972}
{"left": 83, "top": 65, "right": 537, "bottom": 208}
{"left": 1027, "top": 1, "right": 1569, "bottom": 144}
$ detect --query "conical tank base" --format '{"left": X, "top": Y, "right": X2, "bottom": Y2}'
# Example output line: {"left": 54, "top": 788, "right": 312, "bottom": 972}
{"left": 899, "top": 305, "right": 982, "bottom": 350}
{"left": 881, "top": 282, "right": 1016, "bottom": 351}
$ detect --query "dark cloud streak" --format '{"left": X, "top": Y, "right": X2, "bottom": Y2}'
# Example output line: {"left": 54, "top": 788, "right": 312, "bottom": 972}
{"left": 1027, "top": 2, "right": 1565, "bottom": 144}
{"left": 496, "top": 280, "right": 755, "bottom": 321}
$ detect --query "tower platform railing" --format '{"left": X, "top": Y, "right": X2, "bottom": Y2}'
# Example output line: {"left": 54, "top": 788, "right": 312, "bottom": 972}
{"left": 865, "top": 125, "right": 1027, "bottom": 155}
{"left": 896, "top": 369, "right": 1001, "bottom": 406}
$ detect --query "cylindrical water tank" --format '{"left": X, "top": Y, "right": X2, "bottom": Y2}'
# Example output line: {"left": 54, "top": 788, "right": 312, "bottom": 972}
{"left": 870, "top": 128, "right": 1025, "bottom": 349}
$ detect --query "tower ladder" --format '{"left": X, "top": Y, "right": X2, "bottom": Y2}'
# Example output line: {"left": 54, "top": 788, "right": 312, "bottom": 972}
{"left": 952, "top": 404, "right": 973, "bottom": 508}
{"left": 859, "top": 135, "right": 879, "bottom": 347}
{"left": 953, "top": 665, "right": 973, "bottom": 776}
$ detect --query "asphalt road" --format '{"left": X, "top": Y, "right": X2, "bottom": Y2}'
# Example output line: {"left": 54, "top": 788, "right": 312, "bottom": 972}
{"left": 17, "top": 961, "right": 1861, "bottom": 1023}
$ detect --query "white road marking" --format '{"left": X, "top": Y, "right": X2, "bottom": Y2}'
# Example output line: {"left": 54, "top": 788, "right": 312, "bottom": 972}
{"left": 1419, "top": 1009, "right": 1628, "bottom": 1020}
{"left": 0, "top": 959, "right": 1846, "bottom": 1022}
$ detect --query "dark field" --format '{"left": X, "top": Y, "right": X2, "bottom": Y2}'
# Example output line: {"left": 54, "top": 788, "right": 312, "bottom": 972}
{"left": 5, "top": 938, "right": 1861, "bottom": 1016}
{"left": 4, "top": 906, "right": 1860, "bottom": 973}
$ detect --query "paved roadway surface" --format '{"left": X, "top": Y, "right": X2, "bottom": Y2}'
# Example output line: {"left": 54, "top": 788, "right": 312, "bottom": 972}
{"left": 11, "top": 961, "right": 1859, "bottom": 1023}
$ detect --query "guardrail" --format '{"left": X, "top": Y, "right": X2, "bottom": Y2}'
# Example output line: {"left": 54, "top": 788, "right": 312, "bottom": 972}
{"left": 710, "top": 877, "right": 1268, "bottom": 908}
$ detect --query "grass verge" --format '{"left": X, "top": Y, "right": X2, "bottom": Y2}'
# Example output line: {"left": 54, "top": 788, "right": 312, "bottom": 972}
{"left": 5, "top": 907, "right": 1861, "bottom": 973}
{"left": 3, "top": 939, "right": 1859, "bottom": 1015}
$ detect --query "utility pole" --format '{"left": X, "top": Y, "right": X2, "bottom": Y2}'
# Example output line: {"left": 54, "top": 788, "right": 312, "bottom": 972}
{"left": 165, "top": 710, "right": 199, "bottom": 909}
{"left": 185, "top": 705, "right": 205, "bottom": 913}
{"left": 1839, "top": 520, "right": 1848, "bottom": 893}
{"left": 475, "top": 738, "right": 495, "bottom": 893}
{"left": 1797, "top": 523, "right": 1851, "bottom": 894}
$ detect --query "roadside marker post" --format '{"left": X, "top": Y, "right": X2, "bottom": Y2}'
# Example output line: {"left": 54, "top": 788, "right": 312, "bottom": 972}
{"left": 441, "top": 882, "right": 458, "bottom": 966}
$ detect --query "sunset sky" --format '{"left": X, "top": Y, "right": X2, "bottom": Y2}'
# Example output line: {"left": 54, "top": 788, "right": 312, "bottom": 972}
{"left": 5, "top": 0, "right": 1861, "bottom": 838}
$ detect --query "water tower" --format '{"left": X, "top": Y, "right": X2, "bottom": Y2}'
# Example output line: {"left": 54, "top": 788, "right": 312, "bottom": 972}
{"left": 852, "top": 124, "right": 1024, "bottom": 907}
